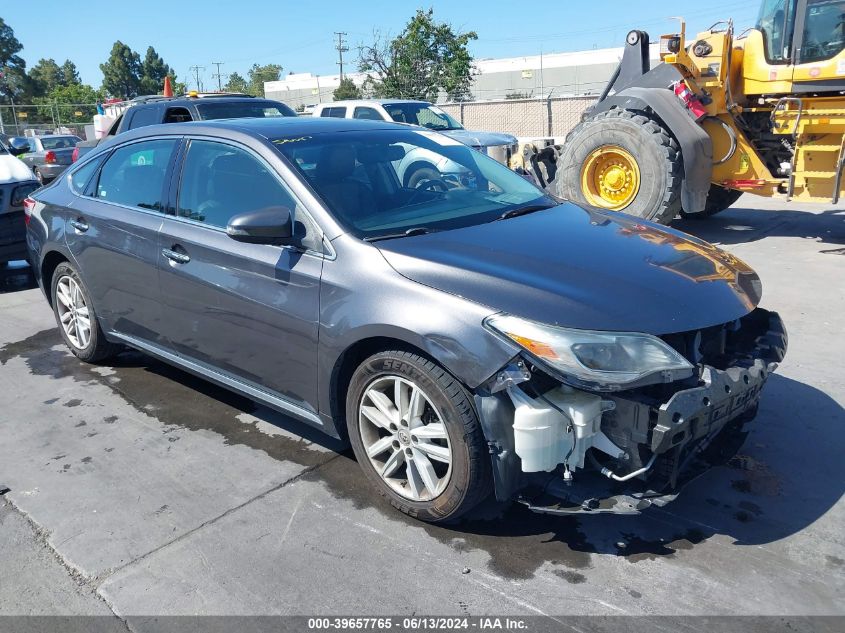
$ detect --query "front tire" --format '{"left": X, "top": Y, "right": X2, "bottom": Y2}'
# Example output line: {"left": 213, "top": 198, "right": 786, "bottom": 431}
{"left": 51, "top": 262, "right": 118, "bottom": 363}
{"left": 346, "top": 350, "right": 491, "bottom": 523}
{"left": 555, "top": 108, "right": 682, "bottom": 224}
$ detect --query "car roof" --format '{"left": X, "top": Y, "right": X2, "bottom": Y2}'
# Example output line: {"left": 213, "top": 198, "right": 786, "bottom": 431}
{"left": 115, "top": 116, "right": 407, "bottom": 143}
{"left": 319, "top": 99, "right": 430, "bottom": 107}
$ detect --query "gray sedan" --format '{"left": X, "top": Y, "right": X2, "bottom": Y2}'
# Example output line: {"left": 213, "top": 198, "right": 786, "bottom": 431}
{"left": 14, "top": 134, "right": 81, "bottom": 184}
{"left": 25, "top": 117, "right": 786, "bottom": 523}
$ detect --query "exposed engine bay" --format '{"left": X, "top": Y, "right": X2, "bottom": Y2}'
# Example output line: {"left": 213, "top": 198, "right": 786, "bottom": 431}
{"left": 474, "top": 308, "right": 787, "bottom": 515}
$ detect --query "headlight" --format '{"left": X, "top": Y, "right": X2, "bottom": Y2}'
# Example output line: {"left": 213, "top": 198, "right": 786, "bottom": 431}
{"left": 12, "top": 183, "right": 38, "bottom": 207}
{"left": 485, "top": 314, "right": 694, "bottom": 390}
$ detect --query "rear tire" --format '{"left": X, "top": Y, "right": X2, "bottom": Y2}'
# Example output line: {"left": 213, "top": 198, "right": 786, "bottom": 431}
{"left": 346, "top": 350, "right": 491, "bottom": 523}
{"left": 555, "top": 108, "right": 682, "bottom": 224}
{"left": 679, "top": 185, "right": 743, "bottom": 219}
{"left": 51, "top": 262, "right": 118, "bottom": 363}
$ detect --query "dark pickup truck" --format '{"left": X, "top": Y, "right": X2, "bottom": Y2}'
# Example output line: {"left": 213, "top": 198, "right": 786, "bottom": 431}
{"left": 74, "top": 93, "right": 297, "bottom": 162}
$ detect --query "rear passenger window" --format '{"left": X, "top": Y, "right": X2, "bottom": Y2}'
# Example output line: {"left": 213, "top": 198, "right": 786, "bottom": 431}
{"left": 353, "top": 107, "right": 383, "bottom": 121}
{"left": 69, "top": 156, "right": 105, "bottom": 194}
{"left": 320, "top": 107, "right": 347, "bottom": 118}
{"left": 95, "top": 139, "right": 177, "bottom": 211}
{"left": 127, "top": 106, "right": 161, "bottom": 130}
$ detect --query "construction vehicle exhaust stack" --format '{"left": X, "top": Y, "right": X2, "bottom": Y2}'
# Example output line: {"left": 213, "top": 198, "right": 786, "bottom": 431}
{"left": 523, "top": 0, "right": 845, "bottom": 224}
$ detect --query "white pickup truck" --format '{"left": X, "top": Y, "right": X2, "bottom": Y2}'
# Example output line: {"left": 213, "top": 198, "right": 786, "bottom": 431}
{"left": 312, "top": 99, "right": 518, "bottom": 188}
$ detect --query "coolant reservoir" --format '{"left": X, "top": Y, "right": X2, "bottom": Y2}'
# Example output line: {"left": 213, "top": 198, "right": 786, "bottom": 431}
{"left": 509, "top": 386, "right": 604, "bottom": 473}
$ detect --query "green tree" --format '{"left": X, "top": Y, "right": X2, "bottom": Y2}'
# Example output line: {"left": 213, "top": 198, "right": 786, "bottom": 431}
{"left": 29, "top": 58, "right": 63, "bottom": 96}
{"left": 246, "top": 63, "right": 282, "bottom": 97}
{"left": 224, "top": 71, "right": 249, "bottom": 93}
{"left": 358, "top": 9, "right": 477, "bottom": 102}
{"left": 139, "top": 46, "right": 174, "bottom": 95}
{"left": 61, "top": 59, "right": 81, "bottom": 85}
{"left": 34, "top": 83, "right": 104, "bottom": 124}
{"left": 100, "top": 41, "right": 142, "bottom": 99}
{"left": 0, "top": 17, "right": 28, "bottom": 104}
{"left": 333, "top": 76, "right": 361, "bottom": 101}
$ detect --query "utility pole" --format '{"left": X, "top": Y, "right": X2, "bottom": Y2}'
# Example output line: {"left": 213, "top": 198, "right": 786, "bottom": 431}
{"left": 334, "top": 32, "right": 349, "bottom": 79}
{"left": 211, "top": 62, "right": 225, "bottom": 92}
{"left": 189, "top": 65, "right": 206, "bottom": 92}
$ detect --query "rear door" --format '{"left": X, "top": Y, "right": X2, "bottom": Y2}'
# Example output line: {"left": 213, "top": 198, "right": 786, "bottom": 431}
{"left": 65, "top": 137, "right": 180, "bottom": 345}
{"left": 157, "top": 138, "right": 325, "bottom": 418}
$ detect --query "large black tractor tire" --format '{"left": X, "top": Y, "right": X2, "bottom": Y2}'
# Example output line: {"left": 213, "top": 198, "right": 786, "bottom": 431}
{"left": 555, "top": 109, "right": 683, "bottom": 225}
{"left": 679, "top": 184, "right": 744, "bottom": 219}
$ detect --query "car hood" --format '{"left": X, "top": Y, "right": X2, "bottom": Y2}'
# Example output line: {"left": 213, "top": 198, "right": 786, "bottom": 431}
{"left": 442, "top": 129, "right": 517, "bottom": 147}
{"left": 375, "top": 204, "right": 762, "bottom": 335}
{"left": 0, "top": 154, "right": 36, "bottom": 185}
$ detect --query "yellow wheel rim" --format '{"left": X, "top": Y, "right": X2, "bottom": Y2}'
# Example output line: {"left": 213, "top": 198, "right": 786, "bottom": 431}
{"left": 580, "top": 145, "right": 641, "bottom": 210}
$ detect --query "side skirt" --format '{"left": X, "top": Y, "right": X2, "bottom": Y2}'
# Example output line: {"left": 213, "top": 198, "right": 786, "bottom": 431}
{"left": 110, "top": 332, "right": 328, "bottom": 433}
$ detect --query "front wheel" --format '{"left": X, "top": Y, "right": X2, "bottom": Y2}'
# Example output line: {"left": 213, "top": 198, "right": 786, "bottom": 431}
{"left": 555, "top": 109, "right": 682, "bottom": 224}
{"left": 346, "top": 350, "right": 491, "bottom": 523}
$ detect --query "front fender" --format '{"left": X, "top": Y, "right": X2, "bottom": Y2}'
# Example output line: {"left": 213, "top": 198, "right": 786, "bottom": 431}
{"left": 316, "top": 236, "right": 520, "bottom": 432}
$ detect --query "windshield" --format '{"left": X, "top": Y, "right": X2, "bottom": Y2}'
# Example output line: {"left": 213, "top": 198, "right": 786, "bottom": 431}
{"left": 196, "top": 100, "right": 297, "bottom": 120}
{"left": 41, "top": 136, "right": 82, "bottom": 150}
{"left": 273, "top": 128, "right": 555, "bottom": 240}
{"left": 383, "top": 103, "right": 463, "bottom": 131}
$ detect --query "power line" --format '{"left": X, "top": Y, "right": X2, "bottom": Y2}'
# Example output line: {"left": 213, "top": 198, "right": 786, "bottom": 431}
{"left": 334, "top": 32, "right": 349, "bottom": 79}
{"left": 189, "top": 65, "right": 206, "bottom": 91}
{"left": 211, "top": 61, "right": 226, "bottom": 92}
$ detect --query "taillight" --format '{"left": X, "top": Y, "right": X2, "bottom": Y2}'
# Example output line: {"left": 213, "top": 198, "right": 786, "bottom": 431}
{"left": 71, "top": 146, "right": 79, "bottom": 162}
{"left": 23, "top": 197, "right": 36, "bottom": 225}
{"left": 45, "top": 150, "right": 56, "bottom": 164}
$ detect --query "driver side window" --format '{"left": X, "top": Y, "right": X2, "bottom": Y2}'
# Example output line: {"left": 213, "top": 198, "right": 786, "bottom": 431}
{"left": 177, "top": 140, "right": 322, "bottom": 251}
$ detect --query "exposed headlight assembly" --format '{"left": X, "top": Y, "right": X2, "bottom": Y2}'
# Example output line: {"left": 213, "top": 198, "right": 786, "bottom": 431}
{"left": 485, "top": 314, "right": 694, "bottom": 391}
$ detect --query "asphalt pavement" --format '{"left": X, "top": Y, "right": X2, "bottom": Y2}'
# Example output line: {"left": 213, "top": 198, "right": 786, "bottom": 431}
{"left": 0, "top": 196, "right": 843, "bottom": 626}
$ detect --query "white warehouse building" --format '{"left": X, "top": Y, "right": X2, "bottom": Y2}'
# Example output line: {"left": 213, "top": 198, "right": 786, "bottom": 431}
{"left": 264, "top": 43, "right": 660, "bottom": 110}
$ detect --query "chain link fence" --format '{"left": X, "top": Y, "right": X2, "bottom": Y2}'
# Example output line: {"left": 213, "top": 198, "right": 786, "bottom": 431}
{"left": 0, "top": 104, "right": 97, "bottom": 138}
{"left": 439, "top": 96, "right": 597, "bottom": 141}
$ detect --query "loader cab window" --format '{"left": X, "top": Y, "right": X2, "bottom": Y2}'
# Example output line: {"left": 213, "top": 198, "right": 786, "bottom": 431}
{"left": 798, "top": 0, "right": 845, "bottom": 63}
{"left": 757, "top": 0, "right": 798, "bottom": 62}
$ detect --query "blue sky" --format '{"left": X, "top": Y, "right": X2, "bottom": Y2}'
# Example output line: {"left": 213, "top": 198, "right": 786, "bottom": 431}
{"left": 4, "top": 0, "right": 760, "bottom": 90}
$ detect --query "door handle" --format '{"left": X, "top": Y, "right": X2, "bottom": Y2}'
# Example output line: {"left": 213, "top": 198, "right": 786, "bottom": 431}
{"left": 162, "top": 247, "right": 190, "bottom": 264}
{"left": 69, "top": 218, "right": 89, "bottom": 232}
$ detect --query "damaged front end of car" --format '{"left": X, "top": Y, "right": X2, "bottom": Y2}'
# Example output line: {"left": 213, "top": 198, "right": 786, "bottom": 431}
{"left": 474, "top": 307, "right": 787, "bottom": 515}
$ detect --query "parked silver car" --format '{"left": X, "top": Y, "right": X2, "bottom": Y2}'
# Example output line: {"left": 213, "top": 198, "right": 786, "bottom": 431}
{"left": 10, "top": 135, "right": 81, "bottom": 184}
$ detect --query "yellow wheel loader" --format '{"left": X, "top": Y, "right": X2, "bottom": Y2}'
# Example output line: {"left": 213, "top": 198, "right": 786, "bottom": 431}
{"left": 553, "top": 0, "right": 845, "bottom": 224}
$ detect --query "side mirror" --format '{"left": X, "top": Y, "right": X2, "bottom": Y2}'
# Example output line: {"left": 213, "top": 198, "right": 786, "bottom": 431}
{"left": 226, "top": 206, "right": 294, "bottom": 245}
{"left": 8, "top": 137, "right": 28, "bottom": 156}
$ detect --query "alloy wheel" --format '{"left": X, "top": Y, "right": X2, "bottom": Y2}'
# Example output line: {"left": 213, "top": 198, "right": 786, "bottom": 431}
{"left": 55, "top": 275, "right": 91, "bottom": 349}
{"left": 358, "top": 375, "right": 453, "bottom": 501}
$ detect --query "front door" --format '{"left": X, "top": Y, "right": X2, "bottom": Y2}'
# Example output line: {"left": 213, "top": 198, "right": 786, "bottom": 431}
{"left": 65, "top": 138, "right": 179, "bottom": 345}
{"left": 157, "top": 138, "right": 324, "bottom": 417}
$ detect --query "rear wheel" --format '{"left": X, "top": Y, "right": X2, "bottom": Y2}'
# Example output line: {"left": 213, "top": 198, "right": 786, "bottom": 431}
{"left": 556, "top": 109, "right": 682, "bottom": 224}
{"left": 51, "top": 262, "right": 118, "bottom": 363}
{"left": 346, "top": 350, "right": 491, "bottom": 523}
{"left": 679, "top": 185, "right": 743, "bottom": 219}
